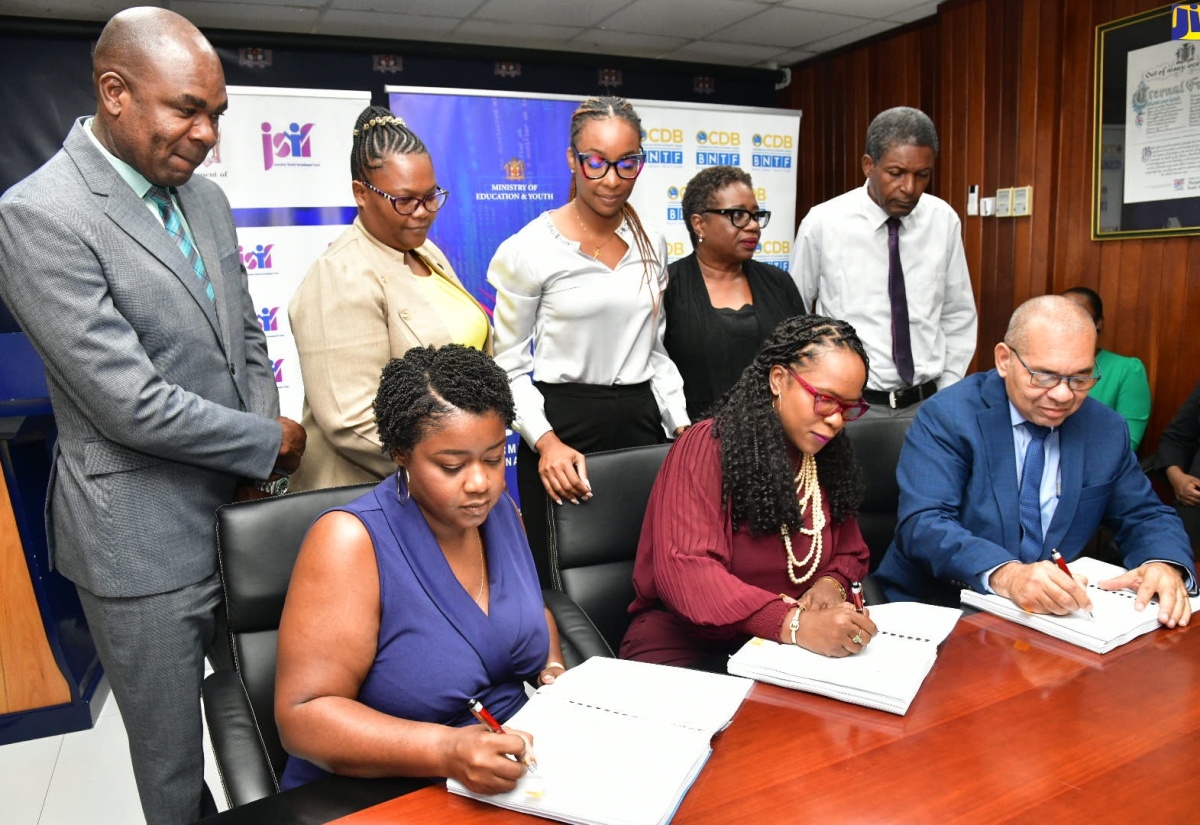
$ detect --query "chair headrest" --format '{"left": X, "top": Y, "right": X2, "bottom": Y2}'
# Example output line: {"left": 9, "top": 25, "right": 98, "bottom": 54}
{"left": 551, "top": 443, "right": 671, "bottom": 572}
{"left": 216, "top": 483, "right": 376, "bottom": 634}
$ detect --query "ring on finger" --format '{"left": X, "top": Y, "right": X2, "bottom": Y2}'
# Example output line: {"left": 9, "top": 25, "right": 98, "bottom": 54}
{"left": 852, "top": 633, "right": 864, "bottom": 645}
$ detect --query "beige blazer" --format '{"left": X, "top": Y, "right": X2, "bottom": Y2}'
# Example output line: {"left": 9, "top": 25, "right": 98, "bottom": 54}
{"left": 288, "top": 218, "right": 493, "bottom": 491}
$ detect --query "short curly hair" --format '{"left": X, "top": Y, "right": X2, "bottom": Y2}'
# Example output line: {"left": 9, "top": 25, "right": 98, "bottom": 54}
{"left": 712, "top": 315, "right": 868, "bottom": 534}
{"left": 680, "top": 165, "right": 753, "bottom": 247}
{"left": 373, "top": 344, "right": 515, "bottom": 457}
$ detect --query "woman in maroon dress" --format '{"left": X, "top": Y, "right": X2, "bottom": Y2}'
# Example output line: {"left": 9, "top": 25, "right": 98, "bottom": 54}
{"left": 621, "top": 315, "right": 878, "bottom": 668}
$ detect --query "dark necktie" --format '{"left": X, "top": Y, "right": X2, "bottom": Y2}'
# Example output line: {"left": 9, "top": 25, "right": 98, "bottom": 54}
{"left": 886, "top": 216, "right": 915, "bottom": 386}
{"left": 1018, "top": 422, "right": 1052, "bottom": 563}
{"left": 145, "top": 185, "right": 216, "bottom": 305}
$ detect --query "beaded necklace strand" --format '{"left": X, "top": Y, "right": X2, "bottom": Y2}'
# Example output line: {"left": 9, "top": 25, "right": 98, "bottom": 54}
{"left": 781, "top": 452, "right": 825, "bottom": 584}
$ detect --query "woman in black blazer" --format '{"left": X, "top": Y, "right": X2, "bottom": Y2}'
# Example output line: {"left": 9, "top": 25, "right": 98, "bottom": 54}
{"left": 664, "top": 165, "right": 805, "bottom": 421}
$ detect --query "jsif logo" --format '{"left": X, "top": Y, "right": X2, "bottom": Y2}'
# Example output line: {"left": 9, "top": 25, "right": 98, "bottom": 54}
{"left": 239, "top": 243, "right": 274, "bottom": 271}
{"left": 272, "top": 359, "right": 286, "bottom": 384}
{"left": 258, "top": 307, "right": 280, "bottom": 332}
{"left": 261, "top": 122, "right": 314, "bottom": 170}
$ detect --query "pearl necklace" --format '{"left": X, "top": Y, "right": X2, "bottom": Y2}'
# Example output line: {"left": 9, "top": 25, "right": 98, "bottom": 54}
{"left": 781, "top": 452, "right": 825, "bottom": 585}
{"left": 573, "top": 200, "right": 617, "bottom": 259}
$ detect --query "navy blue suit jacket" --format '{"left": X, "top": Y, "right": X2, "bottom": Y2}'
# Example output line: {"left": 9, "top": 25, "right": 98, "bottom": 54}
{"left": 875, "top": 370, "right": 1197, "bottom": 606}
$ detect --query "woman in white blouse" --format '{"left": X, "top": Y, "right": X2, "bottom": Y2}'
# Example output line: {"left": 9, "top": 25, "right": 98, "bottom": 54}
{"left": 488, "top": 96, "right": 688, "bottom": 578}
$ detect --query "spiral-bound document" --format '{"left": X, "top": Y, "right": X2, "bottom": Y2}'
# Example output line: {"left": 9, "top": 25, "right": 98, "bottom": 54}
{"left": 446, "top": 656, "right": 752, "bottom": 825}
{"left": 726, "top": 602, "right": 961, "bottom": 715}
{"left": 960, "top": 556, "right": 1199, "bottom": 654}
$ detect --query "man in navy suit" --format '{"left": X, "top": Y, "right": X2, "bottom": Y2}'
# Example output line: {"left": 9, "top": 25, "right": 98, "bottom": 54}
{"left": 876, "top": 296, "right": 1195, "bottom": 627}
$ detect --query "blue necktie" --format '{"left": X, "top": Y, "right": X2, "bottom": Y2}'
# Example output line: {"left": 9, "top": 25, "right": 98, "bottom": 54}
{"left": 886, "top": 217, "right": 915, "bottom": 386}
{"left": 145, "top": 185, "right": 215, "bottom": 305}
{"left": 1018, "top": 422, "right": 1051, "bottom": 563}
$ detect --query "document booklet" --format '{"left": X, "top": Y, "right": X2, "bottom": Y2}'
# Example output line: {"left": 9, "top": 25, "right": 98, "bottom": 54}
{"left": 960, "top": 556, "right": 1200, "bottom": 654}
{"left": 446, "top": 655, "right": 753, "bottom": 825}
{"left": 726, "top": 602, "right": 961, "bottom": 716}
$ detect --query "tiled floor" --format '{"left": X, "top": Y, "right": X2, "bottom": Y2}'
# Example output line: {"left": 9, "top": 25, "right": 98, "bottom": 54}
{"left": 0, "top": 664, "right": 229, "bottom": 824}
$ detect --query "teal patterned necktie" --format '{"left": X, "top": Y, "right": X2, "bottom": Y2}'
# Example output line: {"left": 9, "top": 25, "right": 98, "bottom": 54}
{"left": 145, "top": 185, "right": 215, "bottom": 305}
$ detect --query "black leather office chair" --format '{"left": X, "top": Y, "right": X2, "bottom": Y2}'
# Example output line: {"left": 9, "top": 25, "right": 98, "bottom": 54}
{"left": 544, "top": 443, "right": 672, "bottom": 657}
{"left": 203, "top": 483, "right": 375, "bottom": 808}
{"left": 844, "top": 416, "right": 911, "bottom": 572}
{"left": 843, "top": 416, "right": 912, "bottom": 605}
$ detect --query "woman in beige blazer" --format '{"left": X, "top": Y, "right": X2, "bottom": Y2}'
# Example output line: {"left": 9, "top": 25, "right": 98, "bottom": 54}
{"left": 289, "top": 106, "right": 493, "bottom": 491}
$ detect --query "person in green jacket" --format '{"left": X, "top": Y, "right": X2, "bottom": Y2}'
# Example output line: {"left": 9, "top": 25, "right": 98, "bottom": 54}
{"left": 1063, "top": 286, "right": 1151, "bottom": 450}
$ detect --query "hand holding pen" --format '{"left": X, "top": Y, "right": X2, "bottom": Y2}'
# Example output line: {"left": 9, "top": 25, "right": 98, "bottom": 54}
{"left": 468, "top": 699, "right": 538, "bottom": 774}
{"left": 1050, "top": 549, "right": 1095, "bottom": 621}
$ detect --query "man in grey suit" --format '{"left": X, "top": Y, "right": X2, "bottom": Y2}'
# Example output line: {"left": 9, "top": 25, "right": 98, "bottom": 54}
{"left": 0, "top": 8, "right": 305, "bottom": 823}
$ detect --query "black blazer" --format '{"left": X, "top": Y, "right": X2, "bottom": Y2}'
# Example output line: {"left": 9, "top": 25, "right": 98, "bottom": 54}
{"left": 664, "top": 253, "right": 805, "bottom": 421}
{"left": 1155, "top": 377, "right": 1200, "bottom": 478}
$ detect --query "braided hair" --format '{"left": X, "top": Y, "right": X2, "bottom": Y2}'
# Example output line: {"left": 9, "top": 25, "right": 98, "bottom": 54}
{"left": 711, "top": 316, "right": 868, "bottom": 534}
{"left": 568, "top": 96, "right": 660, "bottom": 306}
{"left": 374, "top": 344, "right": 515, "bottom": 458}
{"left": 680, "top": 165, "right": 753, "bottom": 247}
{"left": 350, "top": 105, "right": 428, "bottom": 182}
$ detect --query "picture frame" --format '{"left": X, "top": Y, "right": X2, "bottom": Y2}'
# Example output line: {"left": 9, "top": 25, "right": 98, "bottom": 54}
{"left": 1092, "top": 4, "right": 1200, "bottom": 240}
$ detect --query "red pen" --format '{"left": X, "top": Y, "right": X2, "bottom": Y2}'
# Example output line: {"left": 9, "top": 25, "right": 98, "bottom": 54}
{"left": 850, "top": 580, "right": 865, "bottom": 613}
{"left": 1050, "top": 549, "right": 1095, "bottom": 621}
{"left": 468, "top": 699, "right": 537, "bottom": 771}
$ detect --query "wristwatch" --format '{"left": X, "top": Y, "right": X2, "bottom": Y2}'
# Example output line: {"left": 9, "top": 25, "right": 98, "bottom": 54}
{"left": 253, "top": 474, "right": 290, "bottom": 497}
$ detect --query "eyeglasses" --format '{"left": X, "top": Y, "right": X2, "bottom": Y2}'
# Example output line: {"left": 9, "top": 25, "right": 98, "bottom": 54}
{"left": 1009, "top": 347, "right": 1101, "bottom": 392}
{"left": 356, "top": 180, "right": 449, "bottom": 215}
{"left": 700, "top": 208, "right": 772, "bottom": 229}
{"left": 786, "top": 367, "right": 870, "bottom": 421}
{"left": 573, "top": 147, "right": 647, "bottom": 180}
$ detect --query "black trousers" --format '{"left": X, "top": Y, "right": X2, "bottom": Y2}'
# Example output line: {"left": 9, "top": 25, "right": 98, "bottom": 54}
{"left": 517, "top": 381, "right": 665, "bottom": 587}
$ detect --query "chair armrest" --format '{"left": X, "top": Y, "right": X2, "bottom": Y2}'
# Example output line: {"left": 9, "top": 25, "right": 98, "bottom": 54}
{"left": 202, "top": 670, "right": 279, "bottom": 809}
{"left": 543, "top": 588, "right": 614, "bottom": 664}
{"left": 862, "top": 574, "right": 888, "bottom": 607}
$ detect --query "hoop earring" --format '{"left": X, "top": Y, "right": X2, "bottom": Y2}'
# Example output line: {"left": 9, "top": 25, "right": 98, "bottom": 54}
{"left": 396, "top": 466, "right": 410, "bottom": 504}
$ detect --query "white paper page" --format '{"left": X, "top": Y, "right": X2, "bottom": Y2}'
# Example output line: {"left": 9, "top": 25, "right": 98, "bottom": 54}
{"left": 451, "top": 697, "right": 713, "bottom": 825}
{"left": 539, "top": 656, "right": 752, "bottom": 735}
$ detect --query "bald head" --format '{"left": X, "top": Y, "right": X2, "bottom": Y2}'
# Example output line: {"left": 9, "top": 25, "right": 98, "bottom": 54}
{"left": 90, "top": 8, "right": 225, "bottom": 187}
{"left": 93, "top": 8, "right": 216, "bottom": 94}
{"left": 1004, "top": 295, "right": 1096, "bottom": 353}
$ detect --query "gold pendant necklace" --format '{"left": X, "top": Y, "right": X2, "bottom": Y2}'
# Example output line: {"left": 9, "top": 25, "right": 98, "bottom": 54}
{"left": 472, "top": 528, "right": 487, "bottom": 606}
{"left": 781, "top": 452, "right": 826, "bottom": 585}
{"left": 573, "top": 200, "right": 615, "bottom": 259}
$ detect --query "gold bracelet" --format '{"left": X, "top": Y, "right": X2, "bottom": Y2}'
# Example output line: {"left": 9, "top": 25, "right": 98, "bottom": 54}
{"left": 788, "top": 606, "right": 805, "bottom": 645}
{"left": 818, "top": 576, "right": 847, "bottom": 602}
{"left": 544, "top": 661, "right": 566, "bottom": 671}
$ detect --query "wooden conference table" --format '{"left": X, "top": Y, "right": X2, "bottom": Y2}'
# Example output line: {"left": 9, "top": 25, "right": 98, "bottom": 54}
{"left": 324, "top": 612, "right": 1199, "bottom": 824}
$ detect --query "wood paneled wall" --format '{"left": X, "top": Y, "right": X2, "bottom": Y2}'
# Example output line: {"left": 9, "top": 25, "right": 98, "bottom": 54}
{"left": 781, "top": 0, "right": 1200, "bottom": 456}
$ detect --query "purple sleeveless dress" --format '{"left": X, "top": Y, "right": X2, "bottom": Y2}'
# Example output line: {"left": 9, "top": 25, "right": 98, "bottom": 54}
{"left": 280, "top": 475, "right": 549, "bottom": 789}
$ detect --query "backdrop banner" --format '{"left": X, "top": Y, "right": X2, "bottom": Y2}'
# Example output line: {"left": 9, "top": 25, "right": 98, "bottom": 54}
{"left": 387, "top": 87, "right": 801, "bottom": 501}
{"left": 196, "top": 85, "right": 370, "bottom": 420}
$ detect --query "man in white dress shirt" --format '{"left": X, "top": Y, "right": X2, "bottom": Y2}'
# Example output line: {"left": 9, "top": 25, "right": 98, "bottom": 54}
{"left": 790, "top": 107, "right": 977, "bottom": 417}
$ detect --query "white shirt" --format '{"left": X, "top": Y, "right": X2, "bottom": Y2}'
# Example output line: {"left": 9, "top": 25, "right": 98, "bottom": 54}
{"left": 790, "top": 182, "right": 977, "bottom": 392}
{"left": 488, "top": 211, "right": 689, "bottom": 447}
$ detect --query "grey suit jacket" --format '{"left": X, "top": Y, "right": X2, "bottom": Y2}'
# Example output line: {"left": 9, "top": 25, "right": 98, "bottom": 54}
{"left": 0, "top": 119, "right": 281, "bottom": 597}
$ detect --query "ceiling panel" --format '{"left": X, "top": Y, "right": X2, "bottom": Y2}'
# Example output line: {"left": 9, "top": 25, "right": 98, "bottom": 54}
{"left": 1, "top": 0, "right": 942, "bottom": 68}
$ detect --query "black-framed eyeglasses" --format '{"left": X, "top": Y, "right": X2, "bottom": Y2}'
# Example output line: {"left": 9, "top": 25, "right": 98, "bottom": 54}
{"left": 1009, "top": 346, "right": 1101, "bottom": 391}
{"left": 356, "top": 180, "right": 449, "bottom": 215}
{"left": 786, "top": 366, "right": 870, "bottom": 421}
{"left": 700, "top": 208, "right": 772, "bottom": 229}
{"left": 572, "top": 147, "right": 646, "bottom": 180}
